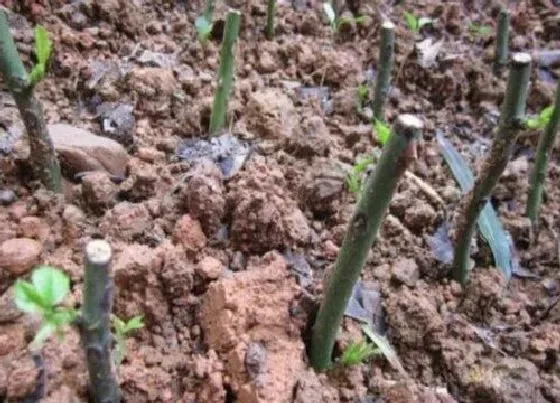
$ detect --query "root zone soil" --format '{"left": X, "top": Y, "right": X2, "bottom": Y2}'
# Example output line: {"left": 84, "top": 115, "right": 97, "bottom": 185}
{"left": 0, "top": 1, "right": 560, "bottom": 402}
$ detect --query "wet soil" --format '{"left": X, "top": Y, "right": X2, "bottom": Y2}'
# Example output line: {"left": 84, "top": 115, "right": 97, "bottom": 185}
{"left": 1, "top": 0, "right": 560, "bottom": 402}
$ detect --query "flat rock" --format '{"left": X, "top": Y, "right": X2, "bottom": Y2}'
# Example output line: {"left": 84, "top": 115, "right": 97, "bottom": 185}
{"left": 49, "top": 124, "right": 129, "bottom": 178}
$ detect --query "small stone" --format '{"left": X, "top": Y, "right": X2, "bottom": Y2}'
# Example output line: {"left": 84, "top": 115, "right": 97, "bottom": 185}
{"left": 196, "top": 256, "right": 223, "bottom": 280}
{"left": 0, "top": 189, "right": 16, "bottom": 206}
{"left": 81, "top": 172, "right": 118, "bottom": 213}
{"left": 173, "top": 215, "right": 207, "bottom": 254}
{"left": 541, "top": 278, "right": 557, "bottom": 296}
{"left": 404, "top": 200, "right": 437, "bottom": 233}
{"left": 0, "top": 238, "right": 42, "bottom": 275}
{"left": 391, "top": 258, "right": 419, "bottom": 287}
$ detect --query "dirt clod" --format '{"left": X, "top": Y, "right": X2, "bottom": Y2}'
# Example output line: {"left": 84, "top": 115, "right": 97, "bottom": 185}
{"left": 391, "top": 258, "right": 420, "bottom": 287}
{"left": 173, "top": 214, "right": 207, "bottom": 256}
{"left": 200, "top": 252, "right": 305, "bottom": 402}
{"left": 0, "top": 238, "right": 43, "bottom": 275}
{"left": 81, "top": 171, "right": 118, "bottom": 213}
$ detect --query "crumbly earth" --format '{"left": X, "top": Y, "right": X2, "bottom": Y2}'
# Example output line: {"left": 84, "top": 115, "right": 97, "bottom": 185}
{"left": 1, "top": 0, "right": 560, "bottom": 402}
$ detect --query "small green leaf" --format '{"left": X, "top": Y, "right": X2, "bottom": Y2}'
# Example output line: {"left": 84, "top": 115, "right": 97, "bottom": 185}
{"left": 123, "top": 315, "right": 145, "bottom": 334}
{"left": 34, "top": 25, "right": 52, "bottom": 65}
{"left": 346, "top": 155, "right": 374, "bottom": 194}
{"left": 469, "top": 23, "right": 492, "bottom": 36}
{"left": 32, "top": 266, "right": 70, "bottom": 307}
{"left": 195, "top": 15, "right": 213, "bottom": 41}
{"left": 111, "top": 314, "right": 126, "bottom": 335}
{"left": 539, "top": 106, "right": 554, "bottom": 122}
{"left": 13, "top": 280, "right": 45, "bottom": 314}
{"left": 526, "top": 117, "right": 541, "bottom": 130}
{"left": 374, "top": 119, "right": 392, "bottom": 146}
{"left": 340, "top": 340, "right": 379, "bottom": 366}
{"left": 526, "top": 106, "right": 554, "bottom": 130}
{"left": 356, "top": 83, "right": 369, "bottom": 110}
{"left": 50, "top": 308, "right": 77, "bottom": 327}
{"left": 404, "top": 11, "right": 418, "bottom": 32}
{"left": 323, "top": 2, "right": 336, "bottom": 25}
{"left": 31, "top": 322, "right": 56, "bottom": 350}
{"left": 29, "top": 63, "right": 45, "bottom": 84}
{"left": 354, "top": 15, "right": 367, "bottom": 25}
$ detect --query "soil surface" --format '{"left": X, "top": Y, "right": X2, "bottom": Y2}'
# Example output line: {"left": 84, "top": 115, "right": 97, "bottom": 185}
{"left": 1, "top": 0, "right": 560, "bottom": 402}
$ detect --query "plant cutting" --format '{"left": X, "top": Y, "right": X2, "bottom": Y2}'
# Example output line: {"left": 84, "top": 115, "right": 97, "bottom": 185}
{"left": 13, "top": 240, "right": 143, "bottom": 403}
{"left": 310, "top": 115, "right": 423, "bottom": 370}
{"left": 372, "top": 20, "right": 395, "bottom": 122}
{"left": 209, "top": 9, "right": 241, "bottom": 136}
{"left": 266, "top": 0, "right": 276, "bottom": 40}
{"left": 0, "top": 12, "right": 61, "bottom": 192}
{"left": 80, "top": 239, "right": 119, "bottom": 402}
{"left": 493, "top": 8, "right": 509, "bottom": 76}
{"left": 526, "top": 79, "right": 560, "bottom": 230}
{"left": 453, "top": 53, "right": 531, "bottom": 286}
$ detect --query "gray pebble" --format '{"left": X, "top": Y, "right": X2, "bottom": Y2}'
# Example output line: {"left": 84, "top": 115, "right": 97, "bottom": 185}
{"left": 0, "top": 189, "right": 16, "bottom": 205}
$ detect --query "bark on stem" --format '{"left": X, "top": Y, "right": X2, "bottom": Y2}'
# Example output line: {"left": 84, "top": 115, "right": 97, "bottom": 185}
{"left": 81, "top": 240, "right": 119, "bottom": 403}
{"left": 526, "top": 79, "right": 560, "bottom": 229}
{"left": 372, "top": 21, "right": 395, "bottom": 121}
{"left": 493, "top": 8, "right": 510, "bottom": 76}
{"left": 265, "top": 0, "right": 276, "bottom": 40}
{"left": 310, "top": 115, "right": 422, "bottom": 371}
{"left": 0, "top": 11, "right": 61, "bottom": 192}
{"left": 209, "top": 9, "right": 241, "bottom": 136}
{"left": 453, "top": 53, "right": 531, "bottom": 286}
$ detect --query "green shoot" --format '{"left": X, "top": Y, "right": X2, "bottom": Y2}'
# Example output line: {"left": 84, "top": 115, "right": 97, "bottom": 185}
{"left": 346, "top": 155, "right": 374, "bottom": 194}
{"left": 469, "top": 23, "right": 492, "bottom": 37}
{"left": 195, "top": 15, "right": 213, "bottom": 43}
{"left": 13, "top": 266, "right": 77, "bottom": 350}
{"left": 29, "top": 25, "right": 52, "bottom": 85}
{"left": 526, "top": 106, "right": 554, "bottom": 130}
{"left": 404, "top": 11, "right": 433, "bottom": 33}
{"left": 374, "top": 119, "right": 392, "bottom": 146}
{"left": 340, "top": 340, "right": 379, "bottom": 366}
{"left": 111, "top": 314, "right": 144, "bottom": 366}
{"left": 356, "top": 83, "right": 370, "bottom": 111}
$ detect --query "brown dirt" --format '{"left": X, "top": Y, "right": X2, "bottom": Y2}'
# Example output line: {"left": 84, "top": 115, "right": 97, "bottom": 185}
{"left": 1, "top": 0, "right": 560, "bottom": 402}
